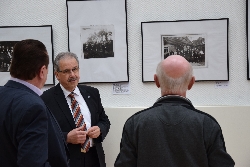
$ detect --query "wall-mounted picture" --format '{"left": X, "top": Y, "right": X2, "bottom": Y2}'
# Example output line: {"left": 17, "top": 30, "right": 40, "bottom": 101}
{"left": 81, "top": 25, "right": 114, "bottom": 59}
{"left": 247, "top": 0, "right": 250, "bottom": 79}
{"left": 0, "top": 26, "right": 54, "bottom": 86}
{"left": 0, "top": 41, "right": 18, "bottom": 72}
{"left": 142, "top": 18, "right": 229, "bottom": 82}
{"left": 67, "top": 0, "right": 128, "bottom": 83}
{"left": 161, "top": 34, "right": 207, "bottom": 68}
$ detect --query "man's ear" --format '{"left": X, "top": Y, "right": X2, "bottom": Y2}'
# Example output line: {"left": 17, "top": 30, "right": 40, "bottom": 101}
{"left": 188, "top": 76, "right": 195, "bottom": 90}
{"left": 55, "top": 71, "right": 59, "bottom": 80}
{"left": 154, "top": 74, "right": 160, "bottom": 88}
{"left": 39, "top": 65, "right": 47, "bottom": 79}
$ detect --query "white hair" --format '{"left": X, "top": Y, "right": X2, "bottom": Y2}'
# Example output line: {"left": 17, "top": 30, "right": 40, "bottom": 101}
{"left": 54, "top": 52, "right": 79, "bottom": 72}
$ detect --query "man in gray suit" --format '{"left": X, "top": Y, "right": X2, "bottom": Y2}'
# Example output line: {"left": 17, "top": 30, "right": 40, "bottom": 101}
{"left": 115, "top": 55, "right": 235, "bottom": 167}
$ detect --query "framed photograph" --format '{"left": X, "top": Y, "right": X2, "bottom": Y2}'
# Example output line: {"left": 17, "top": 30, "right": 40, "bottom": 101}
{"left": 0, "top": 25, "right": 54, "bottom": 86}
{"left": 67, "top": 0, "right": 128, "bottom": 83}
{"left": 141, "top": 18, "right": 229, "bottom": 82}
{"left": 247, "top": 0, "right": 250, "bottom": 79}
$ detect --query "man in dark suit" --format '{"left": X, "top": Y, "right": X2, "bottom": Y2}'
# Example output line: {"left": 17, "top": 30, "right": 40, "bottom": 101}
{"left": 41, "top": 52, "right": 110, "bottom": 167}
{"left": 0, "top": 39, "right": 70, "bottom": 167}
{"left": 115, "top": 55, "right": 235, "bottom": 167}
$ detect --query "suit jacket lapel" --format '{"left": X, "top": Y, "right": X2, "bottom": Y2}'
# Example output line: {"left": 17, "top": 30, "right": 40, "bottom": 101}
{"left": 54, "top": 84, "right": 76, "bottom": 129}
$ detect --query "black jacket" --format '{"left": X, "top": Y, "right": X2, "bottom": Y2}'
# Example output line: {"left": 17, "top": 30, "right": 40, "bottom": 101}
{"left": 41, "top": 84, "right": 110, "bottom": 167}
{"left": 115, "top": 95, "right": 235, "bottom": 167}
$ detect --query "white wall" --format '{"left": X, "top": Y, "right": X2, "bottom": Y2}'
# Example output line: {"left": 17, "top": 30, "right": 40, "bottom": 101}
{"left": 1, "top": 1, "right": 250, "bottom": 166}
{"left": 0, "top": 0, "right": 249, "bottom": 107}
{"left": 103, "top": 107, "right": 250, "bottom": 167}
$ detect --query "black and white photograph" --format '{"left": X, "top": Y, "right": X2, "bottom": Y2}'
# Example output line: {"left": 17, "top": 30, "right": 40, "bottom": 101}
{"left": 0, "top": 26, "right": 54, "bottom": 85}
{"left": 0, "top": 41, "right": 18, "bottom": 72}
{"left": 81, "top": 25, "right": 114, "bottom": 59}
{"left": 142, "top": 18, "right": 228, "bottom": 82}
{"left": 67, "top": 0, "right": 128, "bottom": 83}
{"left": 162, "top": 34, "right": 206, "bottom": 68}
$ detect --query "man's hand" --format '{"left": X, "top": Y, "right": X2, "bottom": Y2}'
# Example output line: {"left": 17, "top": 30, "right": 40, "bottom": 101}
{"left": 87, "top": 126, "right": 101, "bottom": 138}
{"left": 67, "top": 125, "right": 87, "bottom": 144}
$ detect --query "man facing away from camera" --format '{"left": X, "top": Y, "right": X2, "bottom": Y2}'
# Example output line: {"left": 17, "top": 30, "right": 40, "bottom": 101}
{"left": 115, "top": 55, "right": 235, "bottom": 167}
{"left": 0, "top": 39, "right": 69, "bottom": 167}
{"left": 41, "top": 52, "right": 110, "bottom": 167}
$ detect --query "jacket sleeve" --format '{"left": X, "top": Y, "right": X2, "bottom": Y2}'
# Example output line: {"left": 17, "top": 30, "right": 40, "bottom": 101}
{"left": 204, "top": 116, "right": 235, "bottom": 167}
{"left": 114, "top": 119, "right": 137, "bottom": 167}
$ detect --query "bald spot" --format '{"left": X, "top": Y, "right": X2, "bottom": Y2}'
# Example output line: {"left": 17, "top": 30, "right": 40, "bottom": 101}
{"left": 162, "top": 55, "right": 190, "bottom": 78}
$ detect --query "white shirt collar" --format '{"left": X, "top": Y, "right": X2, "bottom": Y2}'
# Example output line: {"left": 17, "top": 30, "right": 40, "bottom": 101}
{"left": 60, "top": 84, "right": 80, "bottom": 97}
{"left": 10, "top": 77, "right": 43, "bottom": 96}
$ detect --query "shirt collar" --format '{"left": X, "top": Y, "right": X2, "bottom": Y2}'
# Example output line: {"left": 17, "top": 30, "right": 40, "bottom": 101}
{"left": 10, "top": 77, "right": 43, "bottom": 96}
{"left": 60, "top": 84, "right": 80, "bottom": 97}
{"left": 154, "top": 95, "right": 193, "bottom": 107}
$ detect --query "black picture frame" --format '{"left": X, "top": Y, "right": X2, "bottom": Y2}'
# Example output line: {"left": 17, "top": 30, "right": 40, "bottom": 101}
{"left": 0, "top": 25, "right": 54, "bottom": 85}
{"left": 66, "top": 0, "right": 129, "bottom": 83}
{"left": 247, "top": 0, "right": 250, "bottom": 79}
{"left": 141, "top": 18, "right": 229, "bottom": 82}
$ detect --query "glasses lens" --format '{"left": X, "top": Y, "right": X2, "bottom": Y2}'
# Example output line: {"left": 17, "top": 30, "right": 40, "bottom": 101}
{"left": 59, "top": 67, "right": 79, "bottom": 74}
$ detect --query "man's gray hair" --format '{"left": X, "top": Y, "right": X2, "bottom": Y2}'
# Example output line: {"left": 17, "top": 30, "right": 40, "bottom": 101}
{"left": 54, "top": 52, "right": 79, "bottom": 72}
{"left": 156, "top": 61, "right": 193, "bottom": 94}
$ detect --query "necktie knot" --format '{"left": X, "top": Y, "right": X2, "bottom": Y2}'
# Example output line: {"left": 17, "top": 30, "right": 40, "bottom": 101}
{"left": 68, "top": 92, "right": 75, "bottom": 99}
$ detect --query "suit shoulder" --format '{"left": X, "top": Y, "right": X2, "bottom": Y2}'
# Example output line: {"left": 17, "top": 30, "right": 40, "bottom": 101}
{"left": 13, "top": 88, "right": 42, "bottom": 102}
{"left": 191, "top": 108, "right": 220, "bottom": 125}
{"left": 125, "top": 105, "right": 156, "bottom": 123}
{"left": 78, "top": 84, "right": 99, "bottom": 93}
{"left": 41, "top": 86, "right": 56, "bottom": 96}
{"left": 78, "top": 84, "right": 97, "bottom": 90}
{"left": 13, "top": 92, "right": 46, "bottom": 111}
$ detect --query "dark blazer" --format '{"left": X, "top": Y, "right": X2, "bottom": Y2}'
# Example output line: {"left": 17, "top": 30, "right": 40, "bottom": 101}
{"left": 0, "top": 80, "right": 70, "bottom": 167}
{"left": 41, "top": 84, "right": 110, "bottom": 167}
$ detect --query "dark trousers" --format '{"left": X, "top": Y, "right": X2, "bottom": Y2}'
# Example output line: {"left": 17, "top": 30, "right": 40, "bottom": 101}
{"left": 82, "top": 146, "right": 100, "bottom": 167}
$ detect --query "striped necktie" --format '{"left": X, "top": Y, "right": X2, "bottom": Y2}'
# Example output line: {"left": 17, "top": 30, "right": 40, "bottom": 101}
{"left": 68, "top": 92, "right": 90, "bottom": 153}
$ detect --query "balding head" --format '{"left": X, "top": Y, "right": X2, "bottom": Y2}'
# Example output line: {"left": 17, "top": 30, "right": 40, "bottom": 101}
{"left": 162, "top": 55, "right": 191, "bottom": 78}
{"left": 154, "top": 55, "right": 195, "bottom": 97}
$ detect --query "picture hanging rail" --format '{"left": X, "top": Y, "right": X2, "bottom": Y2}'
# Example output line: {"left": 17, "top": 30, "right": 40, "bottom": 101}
{"left": 141, "top": 18, "right": 229, "bottom": 82}
{"left": 66, "top": 0, "right": 128, "bottom": 83}
{"left": 0, "top": 25, "right": 54, "bottom": 86}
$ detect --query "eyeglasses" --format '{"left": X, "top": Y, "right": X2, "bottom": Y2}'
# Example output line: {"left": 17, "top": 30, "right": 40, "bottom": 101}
{"left": 58, "top": 66, "right": 79, "bottom": 74}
